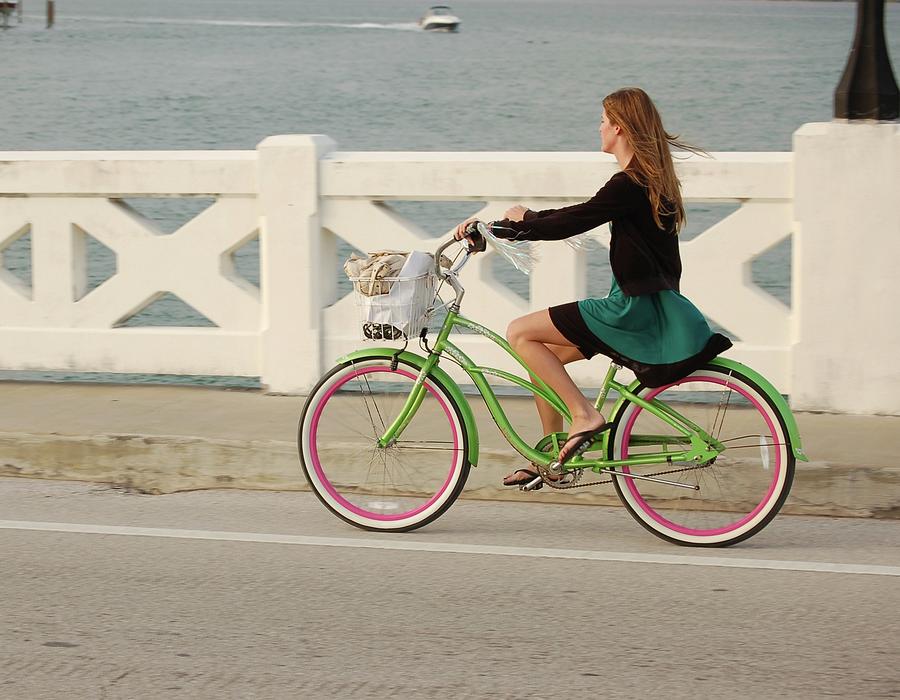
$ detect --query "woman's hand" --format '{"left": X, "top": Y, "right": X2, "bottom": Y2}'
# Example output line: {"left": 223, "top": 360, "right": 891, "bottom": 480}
{"left": 454, "top": 216, "right": 480, "bottom": 242}
{"left": 503, "top": 205, "right": 530, "bottom": 222}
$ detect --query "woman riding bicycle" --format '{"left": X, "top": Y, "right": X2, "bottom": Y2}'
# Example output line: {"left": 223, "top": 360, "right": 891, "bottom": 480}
{"left": 454, "top": 87, "right": 731, "bottom": 488}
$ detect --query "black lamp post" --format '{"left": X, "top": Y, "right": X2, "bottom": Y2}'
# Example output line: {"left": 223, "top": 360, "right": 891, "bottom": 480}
{"left": 834, "top": 0, "right": 899, "bottom": 120}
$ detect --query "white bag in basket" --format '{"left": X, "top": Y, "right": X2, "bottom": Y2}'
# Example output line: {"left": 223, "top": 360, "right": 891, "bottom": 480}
{"left": 360, "top": 251, "right": 434, "bottom": 336}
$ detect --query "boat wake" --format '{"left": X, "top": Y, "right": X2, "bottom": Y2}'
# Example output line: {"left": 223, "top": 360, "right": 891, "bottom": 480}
{"left": 59, "top": 15, "right": 423, "bottom": 31}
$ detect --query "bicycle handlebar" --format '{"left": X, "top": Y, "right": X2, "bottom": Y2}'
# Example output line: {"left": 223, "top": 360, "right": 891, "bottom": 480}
{"left": 463, "top": 221, "right": 488, "bottom": 253}
{"left": 433, "top": 221, "right": 489, "bottom": 278}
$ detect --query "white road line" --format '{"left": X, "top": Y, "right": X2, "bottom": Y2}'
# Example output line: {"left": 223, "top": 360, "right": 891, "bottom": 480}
{"left": 1, "top": 519, "right": 898, "bottom": 577}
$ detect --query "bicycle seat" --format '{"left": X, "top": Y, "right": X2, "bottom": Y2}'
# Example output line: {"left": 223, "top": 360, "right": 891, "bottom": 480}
{"left": 620, "top": 333, "right": 733, "bottom": 388}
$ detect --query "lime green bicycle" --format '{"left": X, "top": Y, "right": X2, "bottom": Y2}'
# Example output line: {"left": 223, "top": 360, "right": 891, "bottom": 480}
{"left": 298, "top": 233, "right": 807, "bottom": 546}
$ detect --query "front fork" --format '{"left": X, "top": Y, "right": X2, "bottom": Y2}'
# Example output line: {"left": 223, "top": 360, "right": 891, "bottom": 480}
{"left": 377, "top": 306, "right": 461, "bottom": 448}
{"left": 376, "top": 352, "right": 440, "bottom": 448}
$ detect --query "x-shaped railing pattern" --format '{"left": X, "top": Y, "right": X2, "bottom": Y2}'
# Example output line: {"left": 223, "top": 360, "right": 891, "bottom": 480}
{"left": 0, "top": 196, "right": 260, "bottom": 330}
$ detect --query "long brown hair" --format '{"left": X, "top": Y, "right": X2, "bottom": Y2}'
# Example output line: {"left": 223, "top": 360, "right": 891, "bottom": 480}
{"left": 602, "top": 88, "right": 704, "bottom": 233}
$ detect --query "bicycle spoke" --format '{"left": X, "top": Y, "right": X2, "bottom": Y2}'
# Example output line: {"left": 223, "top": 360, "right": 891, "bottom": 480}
{"left": 712, "top": 379, "right": 734, "bottom": 442}
{"left": 718, "top": 442, "right": 789, "bottom": 450}
{"left": 394, "top": 442, "right": 460, "bottom": 451}
{"left": 359, "top": 372, "right": 387, "bottom": 435}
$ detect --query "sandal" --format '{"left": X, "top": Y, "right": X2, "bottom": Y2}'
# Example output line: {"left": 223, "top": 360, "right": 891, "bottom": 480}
{"left": 501, "top": 468, "right": 576, "bottom": 490}
{"left": 557, "top": 422, "right": 611, "bottom": 466}
{"left": 502, "top": 469, "right": 542, "bottom": 488}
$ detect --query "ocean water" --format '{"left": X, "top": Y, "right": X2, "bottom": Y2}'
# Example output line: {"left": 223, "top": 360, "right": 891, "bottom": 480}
{"left": 1, "top": 0, "right": 898, "bottom": 385}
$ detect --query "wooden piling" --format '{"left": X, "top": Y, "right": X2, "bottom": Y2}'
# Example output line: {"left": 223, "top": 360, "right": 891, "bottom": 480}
{"left": 46, "top": 0, "right": 54, "bottom": 28}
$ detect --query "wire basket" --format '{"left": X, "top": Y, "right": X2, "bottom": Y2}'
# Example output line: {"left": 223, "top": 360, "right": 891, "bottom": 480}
{"left": 350, "top": 271, "right": 436, "bottom": 341}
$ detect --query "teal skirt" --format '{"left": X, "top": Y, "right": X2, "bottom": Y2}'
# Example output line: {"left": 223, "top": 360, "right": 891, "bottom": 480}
{"left": 577, "top": 278, "right": 713, "bottom": 364}
{"left": 548, "top": 278, "right": 732, "bottom": 387}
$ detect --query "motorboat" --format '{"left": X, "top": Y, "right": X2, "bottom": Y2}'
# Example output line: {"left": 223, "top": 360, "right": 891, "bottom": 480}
{"left": 418, "top": 5, "right": 460, "bottom": 32}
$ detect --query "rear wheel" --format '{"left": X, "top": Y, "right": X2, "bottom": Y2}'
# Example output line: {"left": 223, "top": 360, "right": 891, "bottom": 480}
{"left": 298, "top": 356, "right": 470, "bottom": 532}
{"left": 608, "top": 364, "right": 795, "bottom": 547}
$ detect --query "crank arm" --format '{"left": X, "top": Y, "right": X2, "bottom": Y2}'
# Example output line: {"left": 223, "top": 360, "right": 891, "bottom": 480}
{"left": 601, "top": 469, "right": 700, "bottom": 491}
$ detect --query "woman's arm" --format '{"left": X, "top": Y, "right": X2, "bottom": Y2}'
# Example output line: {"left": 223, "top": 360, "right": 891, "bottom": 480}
{"left": 492, "top": 172, "right": 640, "bottom": 241}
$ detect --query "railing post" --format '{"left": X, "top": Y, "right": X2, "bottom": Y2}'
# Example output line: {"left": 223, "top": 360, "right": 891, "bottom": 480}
{"left": 791, "top": 122, "right": 900, "bottom": 415}
{"left": 257, "top": 135, "right": 336, "bottom": 394}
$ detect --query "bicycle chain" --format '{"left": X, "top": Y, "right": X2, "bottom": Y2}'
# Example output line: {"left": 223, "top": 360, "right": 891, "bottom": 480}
{"left": 535, "top": 462, "right": 711, "bottom": 490}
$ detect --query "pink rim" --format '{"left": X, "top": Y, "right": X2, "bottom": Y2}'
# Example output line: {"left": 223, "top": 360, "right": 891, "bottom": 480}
{"left": 620, "top": 374, "right": 782, "bottom": 537}
{"left": 308, "top": 366, "right": 461, "bottom": 521}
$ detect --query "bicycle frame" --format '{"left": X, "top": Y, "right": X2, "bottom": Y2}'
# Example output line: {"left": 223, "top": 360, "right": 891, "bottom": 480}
{"left": 374, "top": 306, "right": 724, "bottom": 475}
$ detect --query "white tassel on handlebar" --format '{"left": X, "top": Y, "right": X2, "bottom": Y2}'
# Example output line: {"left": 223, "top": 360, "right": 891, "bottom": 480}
{"left": 477, "top": 221, "right": 539, "bottom": 276}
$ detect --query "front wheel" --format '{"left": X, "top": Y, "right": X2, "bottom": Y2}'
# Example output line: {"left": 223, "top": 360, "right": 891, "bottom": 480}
{"left": 298, "top": 355, "right": 471, "bottom": 532}
{"left": 608, "top": 363, "right": 795, "bottom": 547}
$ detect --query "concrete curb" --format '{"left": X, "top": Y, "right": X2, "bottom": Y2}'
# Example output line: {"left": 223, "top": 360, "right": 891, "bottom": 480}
{"left": 4, "top": 431, "right": 900, "bottom": 518}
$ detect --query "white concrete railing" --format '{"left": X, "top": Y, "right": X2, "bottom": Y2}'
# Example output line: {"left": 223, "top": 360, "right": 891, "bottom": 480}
{"left": 1, "top": 123, "right": 898, "bottom": 415}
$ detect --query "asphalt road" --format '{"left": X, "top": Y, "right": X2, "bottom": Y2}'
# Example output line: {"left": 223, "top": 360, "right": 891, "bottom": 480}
{"left": 1, "top": 477, "right": 898, "bottom": 699}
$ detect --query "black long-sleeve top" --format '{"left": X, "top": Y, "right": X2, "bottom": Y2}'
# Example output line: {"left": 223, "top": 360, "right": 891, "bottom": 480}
{"left": 490, "top": 171, "right": 682, "bottom": 296}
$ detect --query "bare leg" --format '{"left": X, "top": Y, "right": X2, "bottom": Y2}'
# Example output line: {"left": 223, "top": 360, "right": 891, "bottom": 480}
{"left": 502, "top": 310, "right": 606, "bottom": 484}
{"left": 534, "top": 343, "right": 585, "bottom": 435}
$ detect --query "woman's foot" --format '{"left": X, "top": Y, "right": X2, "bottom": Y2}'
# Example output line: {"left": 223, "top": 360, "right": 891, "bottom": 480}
{"left": 502, "top": 469, "right": 541, "bottom": 487}
{"left": 557, "top": 412, "right": 609, "bottom": 464}
{"left": 501, "top": 468, "right": 568, "bottom": 488}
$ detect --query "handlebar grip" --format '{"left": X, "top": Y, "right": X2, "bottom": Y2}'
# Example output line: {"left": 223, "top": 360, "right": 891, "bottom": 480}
{"left": 464, "top": 221, "right": 488, "bottom": 253}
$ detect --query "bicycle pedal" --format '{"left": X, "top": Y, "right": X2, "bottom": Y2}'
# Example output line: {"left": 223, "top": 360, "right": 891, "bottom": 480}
{"left": 521, "top": 475, "right": 544, "bottom": 491}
